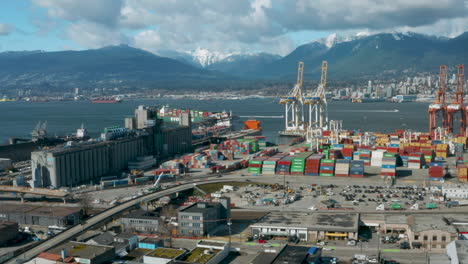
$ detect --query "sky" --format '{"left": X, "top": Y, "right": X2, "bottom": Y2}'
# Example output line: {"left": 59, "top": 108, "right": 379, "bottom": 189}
{"left": 0, "top": 0, "right": 468, "bottom": 56}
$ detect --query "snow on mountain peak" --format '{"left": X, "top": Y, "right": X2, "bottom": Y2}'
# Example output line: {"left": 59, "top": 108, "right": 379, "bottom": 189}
{"left": 188, "top": 48, "right": 233, "bottom": 67}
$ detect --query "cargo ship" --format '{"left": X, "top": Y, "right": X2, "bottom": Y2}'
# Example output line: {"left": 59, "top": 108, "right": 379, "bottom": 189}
{"left": 158, "top": 105, "right": 233, "bottom": 127}
{"left": 352, "top": 97, "right": 386, "bottom": 103}
{"left": 91, "top": 97, "right": 122, "bottom": 104}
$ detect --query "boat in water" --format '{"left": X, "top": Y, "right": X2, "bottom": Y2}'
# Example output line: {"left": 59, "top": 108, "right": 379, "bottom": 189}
{"left": 91, "top": 97, "right": 122, "bottom": 104}
{"left": 158, "top": 105, "right": 233, "bottom": 127}
{"left": 352, "top": 97, "right": 386, "bottom": 103}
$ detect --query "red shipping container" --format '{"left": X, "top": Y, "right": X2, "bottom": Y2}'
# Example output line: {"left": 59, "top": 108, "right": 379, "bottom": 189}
{"left": 319, "top": 169, "right": 334, "bottom": 174}
{"left": 350, "top": 174, "right": 365, "bottom": 178}
{"left": 335, "top": 174, "right": 349, "bottom": 177}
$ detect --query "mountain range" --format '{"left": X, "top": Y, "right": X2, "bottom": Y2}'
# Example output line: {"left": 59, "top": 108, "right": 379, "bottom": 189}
{"left": 1, "top": 31, "right": 468, "bottom": 92}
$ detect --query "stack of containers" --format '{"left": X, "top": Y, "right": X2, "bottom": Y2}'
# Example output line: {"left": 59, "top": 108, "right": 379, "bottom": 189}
{"left": 435, "top": 144, "right": 449, "bottom": 158}
{"left": 304, "top": 154, "right": 323, "bottom": 176}
{"left": 262, "top": 158, "right": 278, "bottom": 175}
{"left": 389, "top": 134, "right": 400, "bottom": 145}
{"left": 183, "top": 153, "right": 211, "bottom": 169}
{"left": 455, "top": 143, "right": 464, "bottom": 158}
{"left": 428, "top": 161, "right": 444, "bottom": 181}
{"left": 276, "top": 156, "right": 293, "bottom": 175}
{"left": 371, "top": 150, "right": 387, "bottom": 167}
{"left": 350, "top": 160, "right": 365, "bottom": 178}
{"left": 335, "top": 159, "right": 350, "bottom": 177}
{"left": 421, "top": 149, "right": 434, "bottom": 164}
{"left": 341, "top": 144, "right": 354, "bottom": 160}
{"left": 319, "top": 158, "right": 335, "bottom": 177}
{"left": 329, "top": 149, "right": 343, "bottom": 159}
{"left": 358, "top": 148, "right": 372, "bottom": 165}
{"left": 353, "top": 151, "right": 360, "bottom": 160}
{"left": 248, "top": 157, "right": 266, "bottom": 174}
{"left": 408, "top": 153, "right": 424, "bottom": 169}
{"left": 291, "top": 152, "right": 313, "bottom": 175}
{"left": 160, "top": 160, "right": 184, "bottom": 175}
{"left": 381, "top": 153, "right": 397, "bottom": 177}
{"left": 458, "top": 165, "right": 468, "bottom": 182}
{"left": 261, "top": 153, "right": 287, "bottom": 175}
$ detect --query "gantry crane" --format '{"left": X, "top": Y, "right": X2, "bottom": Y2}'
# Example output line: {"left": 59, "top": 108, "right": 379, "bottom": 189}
{"left": 304, "top": 61, "right": 329, "bottom": 129}
{"left": 428, "top": 65, "right": 448, "bottom": 134}
{"left": 447, "top": 64, "right": 465, "bottom": 135}
{"left": 279, "top": 61, "right": 306, "bottom": 136}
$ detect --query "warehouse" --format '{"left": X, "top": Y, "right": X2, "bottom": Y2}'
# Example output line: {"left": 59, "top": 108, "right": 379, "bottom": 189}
{"left": 0, "top": 204, "right": 82, "bottom": 227}
{"left": 31, "top": 135, "right": 150, "bottom": 188}
{"left": 250, "top": 212, "right": 359, "bottom": 242}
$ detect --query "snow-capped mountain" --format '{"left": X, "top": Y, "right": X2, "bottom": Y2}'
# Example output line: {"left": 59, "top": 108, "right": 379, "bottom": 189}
{"left": 315, "top": 32, "right": 370, "bottom": 48}
{"left": 188, "top": 48, "right": 234, "bottom": 67}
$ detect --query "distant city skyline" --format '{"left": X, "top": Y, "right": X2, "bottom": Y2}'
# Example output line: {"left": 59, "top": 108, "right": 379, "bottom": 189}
{"left": 1, "top": 0, "right": 468, "bottom": 55}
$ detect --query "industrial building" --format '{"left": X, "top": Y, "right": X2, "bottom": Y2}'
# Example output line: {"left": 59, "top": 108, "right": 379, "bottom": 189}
{"left": 0, "top": 221, "right": 19, "bottom": 246}
{"left": 0, "top": 204, "right": 82, "bottom": 227}
{"left": 32, "top": 105, "right": 192, "bottom": 188}
{"left": 250, "top": 212, "right": 359, "bottom": 242}
{"left": 32, "top": 136, "right": 149, "bottom": 187}
{"left": 43, "top": 241, "right": 115, "bottom": 264}
{"left": 121, "top": 210, "right": 161, "bottom": 233}
{"left": 178, "top": 198, "right": 231, "bottom": 237}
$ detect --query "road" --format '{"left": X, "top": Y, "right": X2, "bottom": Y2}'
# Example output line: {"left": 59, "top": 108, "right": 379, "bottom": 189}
{"left": 7, "top": 173, "right": 463, "bottom": 263}
{"left": 6, "top": 177, "right": 256, "bottom": 264}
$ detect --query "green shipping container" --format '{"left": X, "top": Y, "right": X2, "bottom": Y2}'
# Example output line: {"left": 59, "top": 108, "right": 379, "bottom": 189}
{"left": 426, "top": 203, "right": 437, "bottom": 209}
{"left": 384, "top": 153, "right": 396, "bottom": 157}
{"left": 319, "top": 173, "right": 334, "bottom": 177}
{"left": 321, "top": 159, "right": 334, "bottom": 163}
{"left": 249, "top": 160, "right": 263, "bottom": 165}
{"left": 391, "top": 204, "right": 402, "bottom": 210}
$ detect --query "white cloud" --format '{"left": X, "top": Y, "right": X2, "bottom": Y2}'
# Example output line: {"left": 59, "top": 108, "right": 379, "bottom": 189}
{"left": 0, "top": 23, "right": 13, "bottom": 36}
{"left": 31, "top": 0, "right": 468, "bottom": 54}
{"left": 65, "top": 21, "right": 127, "bottom": 48}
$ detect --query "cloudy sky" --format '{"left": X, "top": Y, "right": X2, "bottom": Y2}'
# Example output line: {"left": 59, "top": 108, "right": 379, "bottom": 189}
{"left": 0, "top": 0, "right": 467, "bottom": 55}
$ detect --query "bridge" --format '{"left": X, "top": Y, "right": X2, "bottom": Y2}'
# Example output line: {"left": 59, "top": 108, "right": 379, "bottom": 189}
{"left": 0, "top": 185, "right": 70, "bottom": 203}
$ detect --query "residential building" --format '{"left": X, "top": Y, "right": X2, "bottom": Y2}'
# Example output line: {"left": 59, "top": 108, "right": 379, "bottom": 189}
{"left": 178, "top": 198, "right": 230, "bottom": 237}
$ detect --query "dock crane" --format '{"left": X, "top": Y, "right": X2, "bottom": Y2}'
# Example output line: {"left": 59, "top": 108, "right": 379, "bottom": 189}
{"left": 428, "top": 65, "right": 448, "bottom": 134}
{"left": 304, "top": 61, "right": 329, "bottom": 130}
{"left": 447, "top": 65, "right": 465, "bottom": 135}
{"left": 279, "top": 61, "right": 306, "bottom": 136}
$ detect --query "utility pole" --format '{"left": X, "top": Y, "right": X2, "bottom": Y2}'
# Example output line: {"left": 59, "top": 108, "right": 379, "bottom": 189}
{"left": 227, "top": 220, "right": 232, "bottom": 246}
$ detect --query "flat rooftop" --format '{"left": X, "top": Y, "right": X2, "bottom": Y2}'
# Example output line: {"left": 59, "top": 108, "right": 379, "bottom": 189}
{"left": 180, "top": 202, "right": 220, "bottom": 214}
{"left": 409, "top": 215, "right": 457, "bottom": 233}
{"left": 0, "top": 204, "right": 81, "bottom": 217}
{"left": 198, "top": 240, "right": 227, "bottom": 248}
{"left": 180, "top": 247, "right": 221, "bottom": 264}
{"left": 48, "top": 242, "right": 114, "bottom": 259}
{"left": 146, "top": 247, "right": 186, "bottom": 259}
{"left": 272, "top": 245, "right": 310, "bottom": 264}
{"left": 252, "top": 212, "right": 359, "bottom": 232}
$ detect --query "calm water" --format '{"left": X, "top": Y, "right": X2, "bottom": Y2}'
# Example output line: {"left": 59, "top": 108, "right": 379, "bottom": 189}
{"left": 0, "top": 99, "right": 430, "bottom": 144}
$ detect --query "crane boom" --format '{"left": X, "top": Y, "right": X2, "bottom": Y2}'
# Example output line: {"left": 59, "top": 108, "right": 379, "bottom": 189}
{"left": 297, "top": 61, "right": 304, "bottom": 88}
{"left": 320, "top": 61, "right": 328, "bottom": 89}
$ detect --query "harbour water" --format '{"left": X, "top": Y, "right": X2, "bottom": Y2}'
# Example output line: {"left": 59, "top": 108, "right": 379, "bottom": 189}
{"left": 0, "top": 99, "right": 430, "bottom": 144}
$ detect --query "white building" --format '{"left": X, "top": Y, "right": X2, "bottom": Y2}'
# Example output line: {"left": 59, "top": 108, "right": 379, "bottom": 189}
{"left": 442, "top": 184, "right": 468, "bottom": 199}
{"left": 446, "top": 240, "right": 468, "bottom": 264}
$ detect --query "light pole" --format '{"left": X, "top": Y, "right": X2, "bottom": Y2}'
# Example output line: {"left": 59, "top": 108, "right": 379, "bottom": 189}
{"left": 227, "top": 220, "right": 232, "bottom": 246}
